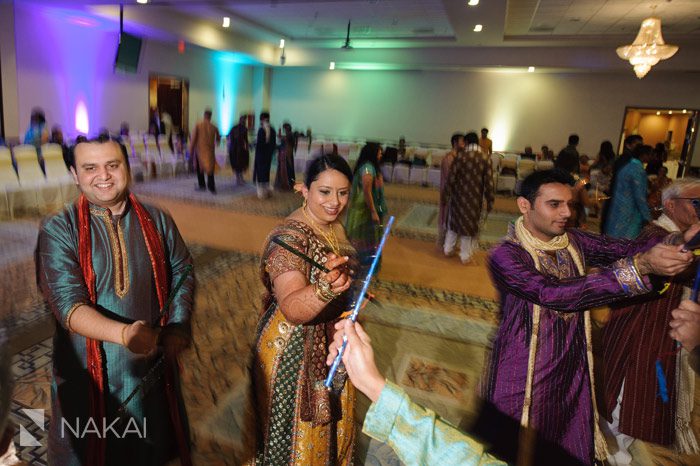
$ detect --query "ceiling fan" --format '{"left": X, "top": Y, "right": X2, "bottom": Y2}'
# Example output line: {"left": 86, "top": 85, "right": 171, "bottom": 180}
{"left": 341, "top": 20, "right": 353, "bottom": 50}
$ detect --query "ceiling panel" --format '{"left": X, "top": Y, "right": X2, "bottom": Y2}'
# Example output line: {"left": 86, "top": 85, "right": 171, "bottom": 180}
{"left": 224, "top": 0, "right": 454, "bottom": 40}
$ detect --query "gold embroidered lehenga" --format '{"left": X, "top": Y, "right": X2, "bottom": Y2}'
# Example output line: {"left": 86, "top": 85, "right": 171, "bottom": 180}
{"left": 250, "top": 219, "right": 356, "bottom": 465}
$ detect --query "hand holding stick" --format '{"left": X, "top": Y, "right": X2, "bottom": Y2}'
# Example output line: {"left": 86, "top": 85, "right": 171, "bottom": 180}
{"left": 324, "top": 216, "right": 395, "bottom": 388}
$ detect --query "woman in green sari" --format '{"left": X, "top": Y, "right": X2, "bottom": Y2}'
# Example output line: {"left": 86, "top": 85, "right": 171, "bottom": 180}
{"left": 346, "top": 142, "right": 387, "bottom": 268}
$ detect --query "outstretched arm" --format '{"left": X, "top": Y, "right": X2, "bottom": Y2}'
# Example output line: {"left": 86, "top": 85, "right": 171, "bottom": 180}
{"left": 327, "top": 320, "right": 506, "bottom": 466}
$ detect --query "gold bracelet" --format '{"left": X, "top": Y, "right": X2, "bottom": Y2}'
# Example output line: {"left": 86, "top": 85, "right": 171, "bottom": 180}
{"left": 632, "top": 253, "right": 642, "bottom": 275}
{"left": 121, "top": 324, "right": 129, "bottom": 347}
{"left": 314, "top": 278, "right": 336, "bottom": 302}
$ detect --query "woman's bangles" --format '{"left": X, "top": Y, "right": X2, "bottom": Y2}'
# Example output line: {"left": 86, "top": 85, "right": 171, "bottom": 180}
{"left": 314, "top": 277, "right": 338, "bottom": 302}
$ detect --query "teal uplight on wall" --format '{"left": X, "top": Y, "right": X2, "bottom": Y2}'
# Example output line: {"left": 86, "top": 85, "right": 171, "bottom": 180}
{"left": 214, "top": 51, "right": 250, "bottom": 132}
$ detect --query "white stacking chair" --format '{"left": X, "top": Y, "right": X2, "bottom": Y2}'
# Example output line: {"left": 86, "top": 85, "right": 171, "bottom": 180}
{"left": 518, "top": 158, "right": 536, "bottom": 180}
{"left": 426, "top": 167, "right": 441, "bottom": 188}
{"left": 490, "top": 153, "right": 501, "bottom": 185}
{"left": 393, "top": 164, "right": 410, "bottom": 184}
{"left": 380, "top": 164, "right": 394, "bottom": 183}
{"left": 496, "top": 153, "right": 518, "bottom": 194}
{"left": 413, "top": 148, "right": 430, "bottom": 167}
{"left": 13, "top": 145, "right": 45, "bottom": 185}
{"left": 409, "top": 165, "right": 427, "bottom": 185}
{"left": 310, "top": 141, "right": 325, "bottom": 155}
{"left": 0, "top": 147, "right": 20, "bottom": 218}
{"left": 337, "top": 143, "right": 351, "bottom": 160}
{"left": 348, "top": 143, "right": 361, "bottom": 162}
{"left": 41, "top": 143, "right": 77, "bottom": 203}
{"left": 430, "top": 150, "right": 447, "bottom": 168}
{"left": 536, "top": 160, "right": 554, "bottom": 171}
{"left": 13, "top": 144, "right": 59, "bottom": 213}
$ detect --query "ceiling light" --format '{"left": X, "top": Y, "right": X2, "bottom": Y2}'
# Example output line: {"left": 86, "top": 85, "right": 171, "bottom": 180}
{"left": 473, "top": 24, "right": 483, "bottom": 32}
{"left": 279, "top": 39, "right": 285, "bottom": 49}
{"left": 137, "top": 0, "right": 147, "bottom": 4}
{"left": 329, "top": 61, "right": 336, "bottom": 70}
{"left": 528, "top": 66, "right": 535, "bottom": 72}
{"left": 683, "top": 109, "right": 687, "bottom": 114}
{"left": 616, "top": 16, "right": 678, "bottom": 79}
{"left": 468, "top": 0, "right": 479, "bottom": 5}
{"left": 668, "top": 110, "right": 673, "bottom": 115}
{"left": 656, "top": 111, "right": 661, "bottom": 115}
{"left": 222, "top": 17, "right": 230, "bottom": 28}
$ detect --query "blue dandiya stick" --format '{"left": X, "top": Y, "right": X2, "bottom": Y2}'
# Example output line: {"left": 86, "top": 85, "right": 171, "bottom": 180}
{"left": 324, "top": 216, "right": 395, "bottom": 389}
{"left": 655, "top": 360, "right": 670, "bottom": 404}
{"left": 655, "top": 244, "right": 700, "bottom": 403}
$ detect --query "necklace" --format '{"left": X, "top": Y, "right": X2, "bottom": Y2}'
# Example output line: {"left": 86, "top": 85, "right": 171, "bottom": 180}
{"left": 302, "top": 206, "right": 341, "bottom": 255}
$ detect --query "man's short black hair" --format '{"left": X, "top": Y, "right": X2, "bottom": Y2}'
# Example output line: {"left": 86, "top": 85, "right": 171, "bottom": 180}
{"left": 260, "top": 111, "right": 270, "bottom": 120}
{"left": 568, "top": 134, "right": 579, "bottom": 145}
{"left": 624, "top": 134, "right": 643, "bottom": 147}
{"left": 450, "top": 133, "right": 463, "bottom": 147}
{"left": 465, "top": 132, "right": 479, "bottom": 145}
{"left": 518, "top": 169, "right": 574, "bottom": 204}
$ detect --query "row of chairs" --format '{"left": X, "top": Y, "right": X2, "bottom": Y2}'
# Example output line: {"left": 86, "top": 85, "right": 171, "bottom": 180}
{"left": 494, "top": 153, "right": 554, "bottom": 194}
{"left": 0, "top": 144, "right": 78, "bottom": 218}
{"left": 125, "top": 134, "right": 187, "bottom": 179}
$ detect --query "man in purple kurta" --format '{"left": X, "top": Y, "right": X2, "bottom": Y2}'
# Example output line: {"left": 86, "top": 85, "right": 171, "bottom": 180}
{"left": 473, "top": 170, "right": 696, "bottom": 466}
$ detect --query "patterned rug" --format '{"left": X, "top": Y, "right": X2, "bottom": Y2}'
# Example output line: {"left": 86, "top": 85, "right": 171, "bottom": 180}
{"left": 6, "top": 242, "right": 500, "bottom": 465}
{"left": 395, "top": 203, "right": 517, "bottom": 244}
{"left": 132, "top": 175, "right": 517, "bottom": 244}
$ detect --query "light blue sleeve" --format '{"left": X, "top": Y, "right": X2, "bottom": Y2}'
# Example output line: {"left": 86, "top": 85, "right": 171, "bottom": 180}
{"left": 361, "top": 162, "right": 376, "bottom": 178}
{"left": 362, "top": 381, "right": 507, "bottom": 466}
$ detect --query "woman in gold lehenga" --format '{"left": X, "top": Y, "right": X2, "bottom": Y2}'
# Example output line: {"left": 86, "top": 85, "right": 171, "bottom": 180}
{"left": 250, "top": 154, "right": 358, "bottom": 465}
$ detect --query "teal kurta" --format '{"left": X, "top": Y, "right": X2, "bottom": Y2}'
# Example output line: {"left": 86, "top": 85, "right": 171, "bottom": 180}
{"left": 363, "top": 381, "right": 506, "bottom": 466}
{"left": 346, "top": 162, "right": 387, "bottom": 267}
{"left": 36, "top": 197, "right": 194, "bottom": 466}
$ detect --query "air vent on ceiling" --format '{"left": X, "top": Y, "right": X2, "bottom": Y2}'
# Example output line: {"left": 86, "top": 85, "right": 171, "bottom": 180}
{"left": 413, "top": 27, "right": 435, "bottom": 34}
{"left": 529, "top": 25, "right": 555, "bottom": 32}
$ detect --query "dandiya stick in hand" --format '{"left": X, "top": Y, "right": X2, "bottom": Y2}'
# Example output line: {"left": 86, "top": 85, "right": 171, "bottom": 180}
{"left": 324, "top": 216, "right": 395, "bottom": 388}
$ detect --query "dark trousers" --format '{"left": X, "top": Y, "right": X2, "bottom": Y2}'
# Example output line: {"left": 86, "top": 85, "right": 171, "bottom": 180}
{"left": 196, "top": 166, "right": 216, "bottom": 192}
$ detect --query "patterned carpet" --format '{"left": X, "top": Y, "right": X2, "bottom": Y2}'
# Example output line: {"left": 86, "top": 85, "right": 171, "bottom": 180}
{"left": 4, "top": 236, "right": 500, "bottom": 465}
{"left": 132, "top": 174, "right": 517, "bottom": 244}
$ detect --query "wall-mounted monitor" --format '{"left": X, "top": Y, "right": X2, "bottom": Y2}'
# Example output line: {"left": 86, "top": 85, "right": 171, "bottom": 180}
{"left": 114, "top": 32, "right": 142, "bottom": 73}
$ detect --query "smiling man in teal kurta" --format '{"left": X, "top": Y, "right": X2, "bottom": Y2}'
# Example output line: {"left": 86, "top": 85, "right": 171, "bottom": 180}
{"left": 36, "top": 137, "right": 194, "bottom": 466}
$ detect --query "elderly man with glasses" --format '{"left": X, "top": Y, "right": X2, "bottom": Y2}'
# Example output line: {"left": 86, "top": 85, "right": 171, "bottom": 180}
{"left": 601, "top": 177, "right": 700, "bottom": 465}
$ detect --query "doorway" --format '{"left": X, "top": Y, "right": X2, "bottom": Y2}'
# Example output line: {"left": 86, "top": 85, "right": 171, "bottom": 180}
{"left": 148, "top": 74, "right": 189, "bottom": 135}
{"left": 620, "top": 106, "right": 699, "bottom": 178}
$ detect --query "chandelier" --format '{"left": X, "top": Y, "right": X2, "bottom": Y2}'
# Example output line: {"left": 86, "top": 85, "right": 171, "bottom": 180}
{"left": 616, "top": 16, "right": 678, "bottom": 79}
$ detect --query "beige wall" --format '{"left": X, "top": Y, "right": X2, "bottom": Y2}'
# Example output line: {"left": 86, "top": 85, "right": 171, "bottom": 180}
{"left": 269, "top": 68, "right": 700, "bottom": 157}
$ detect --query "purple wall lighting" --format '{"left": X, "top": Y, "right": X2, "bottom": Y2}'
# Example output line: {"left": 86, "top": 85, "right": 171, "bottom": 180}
{"left": 17, "top": 3, "right": 119, "bottom": 137}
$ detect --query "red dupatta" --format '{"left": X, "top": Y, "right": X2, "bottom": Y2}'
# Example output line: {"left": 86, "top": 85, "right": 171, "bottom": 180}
{"left": 77, "top": 193, "right": 192, "bottom": 466}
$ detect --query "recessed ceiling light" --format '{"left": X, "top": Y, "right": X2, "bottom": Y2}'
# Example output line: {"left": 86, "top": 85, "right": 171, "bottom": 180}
{"left": 468, "top": 0, "right": 479, "bottom": 5}
{"left": 473, "top": 24, "right": 483, "bottom": 32}
{"left": 682, "top": 109, "right": 687, "bottom": 113}
{"left": 656, "top": 111, "right": 661, "bottom": 115}
{"left": 222, "top": 17, "right": 230, "bottom": 28}
{"left": 329, "top": 61, "right": 336, "bottom": 70}
{"left": 279, "top": 39, "right": 285, "bottom": 49}
{"left": 668, "top": 110, "right": 673, "bottom": 114}
{"left": 137, "top": 0, "right": 148, "bottom": 4}
{"left": 528, "top": 66, "right": 535, "bottom": 72}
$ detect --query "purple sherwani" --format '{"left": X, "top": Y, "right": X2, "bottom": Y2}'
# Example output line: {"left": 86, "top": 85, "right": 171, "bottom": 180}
{"left": 481, "top": 227, "right": 661, "bottom": 465}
